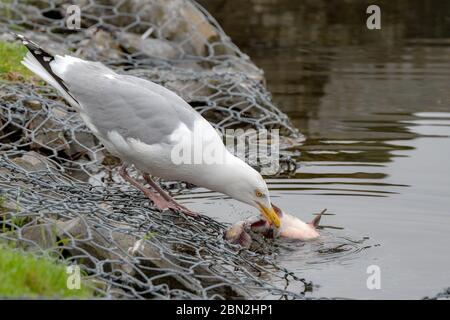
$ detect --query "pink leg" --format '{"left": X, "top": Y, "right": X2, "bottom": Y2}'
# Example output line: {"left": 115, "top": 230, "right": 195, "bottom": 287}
{"left": 119, "top": 165, "right": 172, "bottom": 211}
{"left": 142, "top": 173, "right": 197, "bottom": 217}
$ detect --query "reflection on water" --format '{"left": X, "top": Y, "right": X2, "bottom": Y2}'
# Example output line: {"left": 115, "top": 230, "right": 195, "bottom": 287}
{"left": 193, "top": 0, "right": 450, "bottom": 298}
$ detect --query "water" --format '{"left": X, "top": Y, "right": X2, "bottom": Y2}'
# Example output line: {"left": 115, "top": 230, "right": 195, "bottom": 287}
{"left": 187, "top": 0, "right": 450, "bottom": 299}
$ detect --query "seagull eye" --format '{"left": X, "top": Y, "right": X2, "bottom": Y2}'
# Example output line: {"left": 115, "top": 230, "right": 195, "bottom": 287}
{"left": 255, "top": 190, "right": 263, "bottom": 198}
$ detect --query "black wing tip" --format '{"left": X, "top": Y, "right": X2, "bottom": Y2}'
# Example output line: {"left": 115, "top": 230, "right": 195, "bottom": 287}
{"left": 11, "top": 32, "right": 79, "bottom": 105}
{"left": 11, "top": 32, "right": 53, "bottom": 59}
{"left": 11, "top": 32, "right": 39, "bottom": 50}
{"left": 10, "top": 31, "right": 23, "bottom": 39}
{"left": 12, "top": 33, "right": 55, "bottom": 64}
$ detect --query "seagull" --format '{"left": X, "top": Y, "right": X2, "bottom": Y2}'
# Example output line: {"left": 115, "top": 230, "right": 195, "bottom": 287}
{"left": 16, "top": 34, "right": 281, "bottom": 229}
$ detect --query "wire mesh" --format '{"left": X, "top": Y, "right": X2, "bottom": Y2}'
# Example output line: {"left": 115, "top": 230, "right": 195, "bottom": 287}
{"left": 424, "top": 288, "right": 450, "bottom": 300}
{"left": 0, "top": 0, "right": 307, "bottom": 299}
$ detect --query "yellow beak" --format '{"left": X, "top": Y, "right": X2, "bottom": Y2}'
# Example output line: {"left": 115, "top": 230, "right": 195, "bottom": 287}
{"left": 258, "top": 204, "right": 281, "bottom": 228}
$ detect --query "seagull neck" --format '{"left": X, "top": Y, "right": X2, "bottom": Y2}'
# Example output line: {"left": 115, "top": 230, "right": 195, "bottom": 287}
{"left": 199, "top": 152, "right": 254, "bottom": 196}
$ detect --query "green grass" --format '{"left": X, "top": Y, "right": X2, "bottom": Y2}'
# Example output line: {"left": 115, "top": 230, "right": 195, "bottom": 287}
{"left": 0, "top": 244, "right": 93, "bottom": 298}
{"left": 0, "top": 41, "right": 33, "bottom": 81}
{"left": 1, "top": 194, "right": 28, "bottom": 233}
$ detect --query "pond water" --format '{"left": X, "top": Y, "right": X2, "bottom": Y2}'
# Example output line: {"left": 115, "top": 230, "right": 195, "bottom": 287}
{"left": 186, "top": 0, "right": 450, "bottom": 299}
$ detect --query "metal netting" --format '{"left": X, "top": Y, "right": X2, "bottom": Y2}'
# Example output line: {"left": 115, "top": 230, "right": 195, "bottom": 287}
{"left": 424, "top": 288, "right": 450, "bottom": 300}
{"left": 0, "top": 0, "right": 306, "bottom": 299}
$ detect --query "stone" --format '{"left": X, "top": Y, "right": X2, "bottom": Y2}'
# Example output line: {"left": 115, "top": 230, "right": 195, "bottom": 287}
{"left": 129, "top": 0, "right": 219, "bottom": 56}
{"left": 0, "top": 32, "right": 15, "bottom": 42}
{"left": 213, "top": 60, "right": 265, "bottom": 84}
{"left": 26, "top": 111, "right": 69, "bottom": 152}
{"left": 23, "top": 99, "right": 42, "bottom": 111}
{"left": 77, "top": 29, "right": 121, "bottom": 61}
{"left": 0, "top": 91, "right": 18, "bottom": 102}
{"left": 12, "top": 151, "right": 52, "bottom": 172}
{"left": 140, "top": 38, "right": 180, "bottom": 59}
{"left": 177, "top": 1, "right": 218, "bottom": 55}
{"left": 68, "top": 131, "right": 98, "bottom": 158}
{"left": 0, "top": 198, "right": 23, "bottom": 214}
{"left": 53, "top": 217, "right": 202, "bottom": 293}
{"left": 21, "top": 223, "right": 58, "bottom": 250}
{"left": 118, "top": 32, "right": 179, "bottom": 60}
{"left": 164, "top": 79, "right": 213, "bottom": 101}
{"left": 0, "top": 198, "right": 24, "bottom": 222}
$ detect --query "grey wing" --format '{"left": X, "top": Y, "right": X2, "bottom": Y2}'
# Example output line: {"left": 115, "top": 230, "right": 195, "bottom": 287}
{"left": 62, "top": 64, "right": 199, "bottom": 146}
{"left": 119, "top": 74, "right": 197, "bottom": 114}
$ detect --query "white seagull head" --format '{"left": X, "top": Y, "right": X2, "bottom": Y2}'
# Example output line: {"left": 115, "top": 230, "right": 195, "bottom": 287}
{"left": 214, "top": 154, "right": 281, "bottom": 228}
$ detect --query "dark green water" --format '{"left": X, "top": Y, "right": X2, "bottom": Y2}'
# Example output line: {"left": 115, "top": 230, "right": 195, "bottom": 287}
{"left": 185, "top": 0, "right": 450, "bottom": 298}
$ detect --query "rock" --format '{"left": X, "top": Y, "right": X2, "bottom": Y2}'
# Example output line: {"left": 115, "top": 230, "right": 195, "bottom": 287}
{"left": 0, "top": 198, "right": 23, "bottom": 214}
{"left": 118, "top": 32, "right": 179, "bottom": 60}
{"left": 140, "top": 38, "right": 179, "bottom": 59}
{"left": 0, "top": 198, "right": 24, "bottom": 222}
{"left": 0, "top": 32, "right": 15, "bottom": 42}
{"left": 108, "top": 288, "right": 128, "bottom": 299}
{"left": 12, "top": 151, "right": 52, "bottom": 172}
{"left": 0, "top": 92, "right": 18, "bottom": 102}
{"left": 129, "top": 0, "right": 219, "bottom": 56}
{"left": 164, "top": 78, "right": 213, "bottom": 101}
{"left": 68, "top": 130, "right": 98, "bottom": 158}
{"left": 21, "top": 223, "right": 58, "bottom": 250}
{"left": 52, "top": 216, "right": 248, "bottom": 297}
{"left": 8, "top": 152, "right": 67, "bottom": 188}
{"left": 1, "top": 72, "right": 27, "bottom": 82}
{"left": 127, "top": 238, "right": 144, "bottom": 255}
{"left": 212, "top": 59, "right": 265, "bottom": 84}
{"left": 77, "top": 29, "right": 121, "bottom": 61}
{"left": 56, "top": 216, "right": 89, "bottom": 239}
{"left": 111, "top": 229, "right": 205, "bottom": 293}
{"left": 53, "top": 217, "right": 203, "bottom": 293}
{"left": 3, "top": 212, "right": 249, "bottom": 298}
{"left": 23, "top": 99, "right": 43, "bottom": 111}
{"left": 177, "top": 0, "right": 218, "bottom": 55}
{"left": 172, "top": 60, "right": 205, "bottom": 71}
{"left": 26, "top": 108, "right": 70, "bottom": 153}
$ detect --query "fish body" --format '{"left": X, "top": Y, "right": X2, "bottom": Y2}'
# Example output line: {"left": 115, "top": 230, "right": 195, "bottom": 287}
{"left": 225, "top": 206, "right": 326, "bottom": 246}
{"left": 278, "top": 213, "right": 320, "bottom": 240}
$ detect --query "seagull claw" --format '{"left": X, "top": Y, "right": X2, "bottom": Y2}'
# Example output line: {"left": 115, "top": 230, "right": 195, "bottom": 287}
{"left": 120, "top": 166, "right": 198, "bottom": 217}
{"left": 166, "top": 203, "right": 198, "bottom": 217}
{"left": 141, "top": 173, "right": 198, "bottom": 217}
{"left": 153, "top": 198, "right": 198, "bottom": 217}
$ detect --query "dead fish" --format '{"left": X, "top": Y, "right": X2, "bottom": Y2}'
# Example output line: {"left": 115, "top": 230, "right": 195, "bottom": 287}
{"left": 276, "top": 205, "right": 325, "bottom": 240}
{"left": 225, "top": 205, "right": 326, "bottom": 247}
